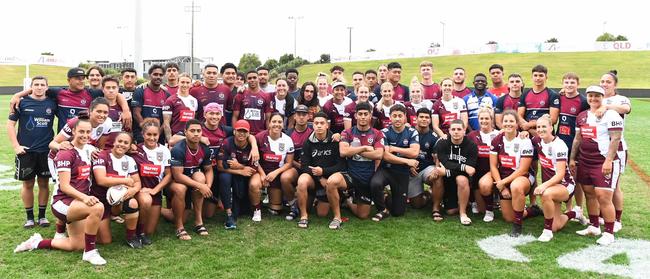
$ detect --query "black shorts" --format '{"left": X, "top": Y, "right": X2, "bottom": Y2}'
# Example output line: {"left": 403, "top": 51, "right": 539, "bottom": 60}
{"left": 15, "top": 152, "right": 51, "bottom": 181}
{"left": 341, "top": 172, "right": 372, "bottom": 205}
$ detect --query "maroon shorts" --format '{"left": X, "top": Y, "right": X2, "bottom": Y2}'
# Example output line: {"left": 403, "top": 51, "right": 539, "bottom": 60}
{"left": 152, "top": 192, "right": 162, "bottom": 206}
{"left": 576, "top": 160, "right": 621, "bottom": 191}
{"left": 51, "top": 197, "right": 74, "bottom": 223}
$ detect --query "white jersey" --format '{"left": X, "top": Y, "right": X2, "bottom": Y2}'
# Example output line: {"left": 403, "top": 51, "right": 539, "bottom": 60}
{"left": 257, "top": 131, "right": 295, "bottom": 170}
{"left": 604, "top": 94, "right": 630, "bottom": 151}
{"left": 140, "top": 144, "right": 171, "bottom": 181}
{"left": 537, "top": 136, "right": 575, "bottom": 192}
{"left": 318, "top": 95, "right": 333, "bottom": 107}
{"left": 411, "top": 100, "right": 434, "bottom": 111}
{"left": 491, "top": 133, "right": 534, "bottom": 175}
{"left": 576, "top": 110, "right": 624, "bottom": 162}
{"left": 61, "top": 118, "right": 113, "bottom": 144}
{"left": 93, "top": 152, "right": 138, "bottom": 178}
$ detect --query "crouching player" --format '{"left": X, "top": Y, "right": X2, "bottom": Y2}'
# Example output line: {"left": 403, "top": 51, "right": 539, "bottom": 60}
{"left": 408, "top": 108, "right": 440, "bottom": 215}
{"left": 14, "top": 119, "right": 106, "bottom": 265}
{"left": 295, "top": 112, "right": 346, "bottom": 229}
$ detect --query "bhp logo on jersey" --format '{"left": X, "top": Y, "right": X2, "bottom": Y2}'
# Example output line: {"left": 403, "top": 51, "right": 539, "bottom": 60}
{"left": 611, "top": 121, "right": 623, "bottom": 127}
{"left": 57, "top": 161, "right": 71, "bottom": 168}
{"left": 521, "top": 149, "right": 533, "bottom": 156}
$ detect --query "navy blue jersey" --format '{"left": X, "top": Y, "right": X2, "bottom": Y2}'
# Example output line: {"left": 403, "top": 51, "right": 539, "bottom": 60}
{"left": 341, "top": 127, "right": 385, "bottom": 181}
{"left": 416, "top": 129, "right": 438, "bottom": 171}
{"left": 557, "top": 94, "right": 588, "bottom": 155}
{"left": 46, "top": 87, "right": 102, "bottom": 131}
{"left": 8, "top": 96, "right": 57, "bottom": 152}
{"left": 381, "top": 126, "right": 419, "bottom": 173}
{"left": 170, "top": 140, "right": 211, "bottom": 176}
{"left": 217, "top": 136, "right": 255, "bottom": 169}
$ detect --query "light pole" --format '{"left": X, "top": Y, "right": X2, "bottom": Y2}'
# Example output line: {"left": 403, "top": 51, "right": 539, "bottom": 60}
{"left": 603, "top": 21, "right": 607, "bottom": 34}
{"left": 185, "top": 0, "right": 201, "bottom": 78}
{"left": 440, "top": 21, "right": 446, "bottom": 48}
{"left": 347, "top": 26, "right": 353, "bottom": 61}
{"left": 288, "top": 16, "right": 303, "bottom": 57}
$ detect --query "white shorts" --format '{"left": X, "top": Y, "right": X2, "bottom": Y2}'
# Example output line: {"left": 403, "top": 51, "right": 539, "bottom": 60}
{"left": 407, "top": 165, "right": 435, "bottom": 198}
{"left": 617, "top": 150, "right": 627, "bottom": 174}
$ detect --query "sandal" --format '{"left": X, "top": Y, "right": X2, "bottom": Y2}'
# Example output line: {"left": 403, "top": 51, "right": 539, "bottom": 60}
{"left": 194, "top": 224, "right": 209, "bottom": 236}
{"left": 371, "top": 211, "right": 390, "bottom": 222}
{"left": 460, "top": 215, "right": 472, "bottom": 226}
{"left": 176, "top": 228, "right": 191, "bottom": 240}
{"left": 297, "top": 218, "right": 309, "bottom": 229}
{"left": 432, "top": 211, "right": 444, "bottom": 222}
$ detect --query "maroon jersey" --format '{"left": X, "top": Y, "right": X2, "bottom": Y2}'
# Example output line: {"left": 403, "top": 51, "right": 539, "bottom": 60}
{"left": 163, "top": 94, "right": 198, "bottom": 135}
{"left": 202, "top": 124, "right": 233, "bottom": 165}
{"left": 392, "top": 84, "right": 409, "bottom": 102}
{"left": 518, "top": 87, "right": 559, "bottom": 121}
{"left": 422, "top": 83, "right": 442, "bottom": 101}
{"left": 490, "top": 133, "right": 534, "bottom": 178}
{"left": 132, "top": 144, "right": 171, "bottom": 189}
{"left": 52, "top": 145, "right": 94, "bottom": 203}
{"left": 373, "top": 103, "right": 401, "bottom": 129}
{"left": 532, "top": 136, "right": 575, "bottom": 189}
{"left": 232, "top": 90, "right": 273, "bottom": 135}
{"left": 91, "top": 150, "right": 138, "bottom": 201}
{"left": 468, "top": 130, "right": 500, "bottom": 175}
{"left": 165, "top": 85, "right": 179, "bottom": 96}
{"left": 52, "top": 88, "right": 94, "bottom": 132}
{"left": 322, "top": 98, "right": 351, "bottom": 133}
{"left": 343, "top": 102, "right": 358, "bottom": 127}
{"left": 494, "top": 94, "right": 521, "bottom": 114}
{"left": 453, "top": 87, "right": 471, "bottom": 99}
{"left": 286, "top": 126, "right": 313, "bottom": 162}
{"left": 190, "top": 84, "right": 232, "bottom": 123}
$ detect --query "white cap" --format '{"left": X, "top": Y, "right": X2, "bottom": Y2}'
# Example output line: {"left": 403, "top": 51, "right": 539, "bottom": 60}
{"left": 585, "top": 85, "right": 605, "bottom": 95}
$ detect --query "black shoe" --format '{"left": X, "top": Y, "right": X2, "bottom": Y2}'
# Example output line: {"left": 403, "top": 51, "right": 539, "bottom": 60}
{"left": 224, "top": 215, "right": 237, "bottom": 230}
{"left": 526, "top": 204, "right": 542, "bottom": 219}
{"left": 509, "top": 223, "right": 523, "bottom": 237}
{"left": 139, "top": 234, "right": 152, "bottom": 246}
{"left": 127, "top": 237, "right": 143, "bottom": 249}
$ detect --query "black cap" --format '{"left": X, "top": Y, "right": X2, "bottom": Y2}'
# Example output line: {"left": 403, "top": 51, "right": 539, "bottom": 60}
{"left": 67, "top": 67, "right": 87, "bottom": 78}
{"left": 295, "top": 104, "right": 309, "bottom": 113}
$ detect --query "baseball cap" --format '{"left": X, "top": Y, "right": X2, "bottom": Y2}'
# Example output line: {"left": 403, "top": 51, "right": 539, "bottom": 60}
{"left": 204, "top": 103, "right": 223, "bottom": 114}
{"left": 332, "top": 81, "right": 346, "bottom": 89}
{"left": 295, "top": 104, "right": 309, "bottom": 113}
{"left": 67, "top": 67, "right": 87, "bottom": 78}
{"left": 234, "top": 120, "right": 250, "bottom": 132}
{"left": 585, "top": 85, "right": 605, "bottom": 95}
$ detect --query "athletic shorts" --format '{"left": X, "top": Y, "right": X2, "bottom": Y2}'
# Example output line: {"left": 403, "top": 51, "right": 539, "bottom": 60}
{"left": 577, "top": 160, "right": 621, "bottom": 192}
{"left": 408, "top": 165, "right": 435, "bottom": 198}
{"left": 497, "top": 174, "right": 536, "bottom": 200}
{"left": 15, "top": 152, "right": 51, "bottom": 181}
{"left": 341, "top": 172, "right": 372, "bottom": 205}
{"left": 51, "top": 197, "right": 73, "bottom": 223}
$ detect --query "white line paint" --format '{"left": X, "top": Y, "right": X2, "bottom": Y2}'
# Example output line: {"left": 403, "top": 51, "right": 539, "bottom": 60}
{"left": 477, "top": 234, "right": 536, "bottom": 262}
{"left": 557, "top": 238, "right": 650, "bottom": 279}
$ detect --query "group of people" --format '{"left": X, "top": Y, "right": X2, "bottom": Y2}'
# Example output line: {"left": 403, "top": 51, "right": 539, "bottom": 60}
{"left": 10, "top": 60, "right": 630, "bottom": 266}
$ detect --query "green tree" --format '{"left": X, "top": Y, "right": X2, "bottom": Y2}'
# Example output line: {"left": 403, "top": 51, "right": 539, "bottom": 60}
{"left": 262, "top": 59, "right": 279, "bottom": 71}
{"left": 279, "top": 54, "right": 294, "bottom": 65}
{"left": 615, "top": 35, "right": 628, "bottom": 41}
{"left": 596, "top": 32, "right": 616, "bottom": 41}
{"left": 238, "top": 53, "right": 262, "bottom": 73}
{"left": 318, "top": 54, "right": 330, "bottom": 64}
{"left": 545, "top": 38, "right": 559, "bottom": 43}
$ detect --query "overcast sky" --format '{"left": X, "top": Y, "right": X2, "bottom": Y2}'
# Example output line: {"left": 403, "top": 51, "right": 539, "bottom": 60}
{"left": 1, "top": 0, "right": 647, "bottom": 64}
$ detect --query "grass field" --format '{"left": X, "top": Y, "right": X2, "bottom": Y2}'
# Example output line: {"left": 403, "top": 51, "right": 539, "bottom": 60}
{"left": 298, "top": 51, "right": 650, "bottom": 89}
{"left": 0, "top": 65, "right": 69, "bottom": 87}
{"left": 0, "top": 95, "right": 648, "bottom": 278}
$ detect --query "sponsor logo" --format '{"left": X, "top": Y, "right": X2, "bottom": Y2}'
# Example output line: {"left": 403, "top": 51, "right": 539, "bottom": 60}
{"left": 56, "top": 160, "right": 71, "bottom": 167}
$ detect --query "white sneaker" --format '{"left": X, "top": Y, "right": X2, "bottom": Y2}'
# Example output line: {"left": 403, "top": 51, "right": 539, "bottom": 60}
{"left": 82, "top": 249, "right": 107, "bottom": 265}
{"left": 537, "top": 229, "right": 554, "bottom": 242}
{"left": 576, "top": 225, "right": 602, "bottom": 236}
{"left": 599, "top": 217, "right": 605, "bottom": 225}
{"left": 471, "top": 202, "right": 479, "bottom": 214}
{"left": 596, "top": 232, "right": 615, "bottom": 246}
{"left": 252, "top": 209, "right": 262, "bottom": 222}
{"left": 14, "top": 233, "right": 42, "bottom": 253}
{"left": 574, "top": 214, "right": 589, "bottom": 226}
{"left": 53, "top": 232, "right": 67, "bottom": 239}
{"left": 483, "top": 211, "right": 495, "bottom": 222}
{"left": 614, "top": 221, "right": 622, "bottom": 233}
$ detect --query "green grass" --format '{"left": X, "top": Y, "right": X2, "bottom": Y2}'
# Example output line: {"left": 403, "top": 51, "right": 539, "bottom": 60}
{"left": 0, "top": 96, "right": 649, "bottom": 278}
{"left": 298, "top": 51, "right": 650, "bottom": 88}
{"left": 0, "top": 65, "right": 70, "bottom": 87}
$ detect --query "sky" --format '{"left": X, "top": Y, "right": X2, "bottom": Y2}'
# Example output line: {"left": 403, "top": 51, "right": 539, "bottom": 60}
{"left": 1, "top": 0, "right": 647, "bottom": 65}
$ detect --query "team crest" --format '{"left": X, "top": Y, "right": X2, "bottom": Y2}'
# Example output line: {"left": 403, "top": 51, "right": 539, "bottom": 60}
{"left": 121, "top": 161, "right": 129, "bottom": 171}
{"left": 514, "top": 143, "right": 520, "bottom": 153}
{"left": 80, "top": 99, "right": 87, "bottom": 105}
{"left": 367, "top": 137, "right": 373, "bottom": 144}
{"left": 219, "top": 93, "right": 224, "bottom": 99}
{"left": 540, "top": 100, "right": 546, "bottom": 106}
{"left": 96, "top": 127, "right": 104, "bottom": 136}
{"left": 279, "top": 143, "right": 285, "bottom": 152}
{"left": 156, "top": 151, "right": 163, "bottom": 162}
{"left": 425, "top": 143, "right": 430, "bottom": 148}
{"left": 190, "top": 100, "right": 196, "bottom": 107}
{"left": 46, "top": 108, "right": 52, "bottom": 114}
{"left": 257, "top": 99, "right": 264, "bottom": 105}
{"left": 570, "top": 107, "right": 577, "bottom": 113}
{"left": 403, "top": 139, "right": 409, "bottom": 145}
{"left": 453, "top": 102, "right": 458, "bottom": 110}
{"left": 548, "top": 146, "right": 553, "bottom": 155}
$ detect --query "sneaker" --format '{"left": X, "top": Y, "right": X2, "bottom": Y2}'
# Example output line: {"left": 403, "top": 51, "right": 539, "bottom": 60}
{"left": 23, "top": 219, "right": 35, "bottom": 229}
{"left": 483, "top": 211, "right": 495, "bottom": 223}
{"left": 138, "top": 234, "right": 152, "bottom": 246}
{"left": 111, "top": 215, "right": 125, "bottom": 224}
{"left": 328, "top": 218, "right": 342, "bottom": 230}
{"left": 509, "top": 223, "right": 523, "bottom": 237}
{"left": 596, "top": 232, "right": 615, "bottom": 246}
{"left": 53, "top": 232, "right": 67, "bottom": 239}
{"left": 224, "top": 215, "right": 237, "bottom": 230}
{"left": 614, "top": 221, "right": 622, "bottom": 233}
{"left": 574, "top": 214, "right": 589, "bottom": 226}
{"left": 297, "top": 218, "right": 309, "bottom": 229}
{"left": 599, "top": 217, "right": 605, "bottom": 225}
{"left": 14, "top": 233, "right": 42, "bottom": 253}
{"left": 285, "top": 204, "right": 299, "bottom": 221}
{"left": 37, "top": 218, "right": 50, "bottom": 227}
{"left": 471, "top": 202, "right": 479, "bottom": 214}
{"left": 576, "top": 225, "right": 602, "bottom": 236}
{"left": 537, "top": 229, "right": 554, "bottom": 242}
{"left": 252, "top": 209, "right": 262, "bottom": 222}
{"left": 82, "top": 249, "right": 107, "bottom": 265}
{"left": 126, "top": 237, "right": 143, "bottom": 249}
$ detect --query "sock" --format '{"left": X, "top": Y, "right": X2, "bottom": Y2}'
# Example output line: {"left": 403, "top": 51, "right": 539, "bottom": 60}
{"left": 38, "top": 205, "right": 47, "bottom": 220}
{"left": 615, "top": 210, "right": 622, "bottom": 222}
{"left": 544, "top": 218, "right": 554, "bottom": 230}
{"left": 126, "top": 229, "right": 136, "bottom": 240}
{"left": 566, "top": 211, "right": 576, "bottom": 219}
{"left": 482, "top": 195, "right": 493, "bottom": 211}
{"left": 84, "top": 234, "right": 97, "bottom": 252}
{"left": 56, "top": 223, "right": 66, "bottom": 234}
{"left": 514, "top": 210, "right": 524, "bottom": 225}
{"left": 589, "top": 215, "right": 600, "bottom": 228}
{"left": 136, "top": 223, "right": 144, "bottom": 236}
{"left": 25, "top": 207, "right": 34, "bottom": 221}
{"left": 604, "top": 222, "right": 615, "bottom": 234}
{"left": 37, "top": 239, "right": 52, "bottom": 249}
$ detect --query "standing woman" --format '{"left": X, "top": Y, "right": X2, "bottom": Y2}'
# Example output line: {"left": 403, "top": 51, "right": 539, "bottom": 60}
{"left": 92, "top": 132, "right": 142, "bottom": 248}
{"left": 532, "top": 114, "right": 578, "bottom": 242}
{"left": 343, "top": 83, "right": 373, "bottom": 130}
{"left": 481, "top": 110, "right": 535, "bottom": 237}
{"left": 431, "top": 78, "right": 468, "bottom": 139}
{"left": 298, "top": 81, "right": 320, "bottom": 125}
{"left": 14, "top": 119, "right": 107, "bottom": 266}
{"left": 404, "top": 80, "right": 433, "bottom": 127}
{"left": 316, "top": 75, "right": 332, "bottom": 107}
{"left": 132, "top": 118, "right": 172, "bottom": 245}
{"left": 270, "top": 78, "right": 297, "bottom": 128}
{"left": 163, "top": 73, "right": 198, "bottom": 142}
{"left": 571, "top": 85, "right": 623, "bottom": 246}
{"left": 470, "top": 108, "right": 500, "bottom": 222}
{"left": 373, "top": 82, "right": 402, "bottom": 129}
